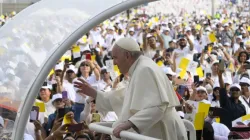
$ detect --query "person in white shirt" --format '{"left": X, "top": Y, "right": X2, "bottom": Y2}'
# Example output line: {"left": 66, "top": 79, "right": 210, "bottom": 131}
{"left": 172, "top": 35, "right": 194, "bottom": 68}
{"left": 239, "top": 77, "right": 250, "bottom": 114}
{"left": 185, "top": 86, "right": 211, "bottom": 114}
{"left": 38, "top": 84, "right": 55, "bottom": 119}
{"left": 97, "top": 67, "right": 112, "bottom": 92}
{"left": 62, "top": 65, "right": 77, "bottom": 103}
{"left": 211, "top": 83, "right": 221, "bottom": 107}
{"left": 73, "top": 60, "right": 100, "bottom": 122}
{"left": 142, "top": 28, "right": 164, "bottom": 59}
{"left": 105, "top": 26, "right": 117, "bottom": 52}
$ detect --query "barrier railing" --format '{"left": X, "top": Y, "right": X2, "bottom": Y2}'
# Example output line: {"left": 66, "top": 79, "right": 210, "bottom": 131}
{"left": 89, "top": 122, "right": 160, "bottom": 140}
{"left": 89, "top": 119, "right": 196, "bottom": 140}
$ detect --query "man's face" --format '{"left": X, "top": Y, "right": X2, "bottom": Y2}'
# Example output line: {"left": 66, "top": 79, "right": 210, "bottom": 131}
{"left": 179, "top": 39, "right": 187, "bottom": 47}
{"left": 240, "top": 83, "right": 249, "bottom": 93}
{"left": 148, "top": 36, "right": 156, "bottom": 45}
{"left": 112, "top": 46, "right": 130, "bottom": 74}
{"left": 66, "top": 71, "right": 76, "bottom": 80}
{"left": 129, "top": 31, "right": 134, "bottom": 36}
{"left": 212, "top": 63, "right": 218, "bottom": 73}
{"left": 168, "top": 23, "right": 172, "bottom": 28}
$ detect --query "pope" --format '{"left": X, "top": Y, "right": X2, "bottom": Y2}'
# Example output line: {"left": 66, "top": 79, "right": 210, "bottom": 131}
{"left": 74, "top": 38, "right": 187, "bottom": 140}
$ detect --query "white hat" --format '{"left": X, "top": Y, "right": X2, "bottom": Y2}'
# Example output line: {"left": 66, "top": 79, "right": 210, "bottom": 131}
{"left": 41, "top": 82, "right": 52, "bottom": 89}
{"left": 242, "top": 30, "right": 247, "bottom": 34}
{"left": 55, "top": 63, "right": 63, "bottom": 71}
{"left": 0, "top": 116, "right": 4, "bottom": 127}
{"left": 185, "top": 27, "right": 191, "bottom": 32}
{"left": 51, "top": 93, "right": 63, "bottom": 103}
{"left": 239, "top": 77, "right": 250, "bottom": 86}
{"left": 162, "top": 27, "right": 170, "bottom": 31}
{"left": 211, "top": 60, "right": 219, "bottom": 66}
{"left": 224, "top": 42, "right": 230, "bottom": 46}
{"left": 223, "top": 23, "right": 229, "bottom": 27}
{"left": 146, "top": 34, "right": 154, "bottom": 38}
{"left": 218, "top": 43, "right": 223, "bottom": 47}
{"left": 114, "top": 38, "right": 140, "bottom": 52}
{"left": 162, "top": 67, "right": 176, "bottom": 76}
{"left": 129, "top": 27, "right": 135, "bottom": 32}
{"left": 108, "top": 26, "right": 115, "bottom": 31}
{"left": 236, "top": 35, "right": 242, "bottom": 40}
{"left": 196, "top": 86, "right": 208, "bottom": 94}
{"left": 230, "top": 83, "right": 241, "bottom": 91}
{"left": 205, "top": 27, "right": 212, "bottom": 32}
{"left": 66, "top": 65, "right": 77, "bottom": 74}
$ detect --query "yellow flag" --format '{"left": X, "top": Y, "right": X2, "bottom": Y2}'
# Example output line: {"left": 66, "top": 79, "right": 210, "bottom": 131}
{"left": 154, "top": 17, "right": 159, "bottom": 23}
{"left": 242, "top": 114, "right": 250, "bottom": 121}
{"left": 82, "top": 35, "right": 87, "bottom": 43}
{"left": 178, "top": 58, "right": 190, "bottom": 70}
{"left": 215, "top": 118, "right": 220, "bottom": 123}
{"left": 208, "top": 46, "right": 213, "bottom": 53}
{"left": 195, "top": 24, "right": 202, "bottom": 30}
{"left": 48, "top": 69, "right": 54, "bottom": 77}
{"left": 72, "top": 46, "right": 80, "bottom": 53}
{"left": 248, "top": 26, "right": 250, "bottom": 31}
{"left": 157, "top": 60, "right": 164, "bottom": 67}
{"left": 91, "top": 55, "right": 96, "bottom": 61}
{"left": 35, "top": 102, "right": 45, "bottom": 112}
{"left": 196, "top": 67, "right": 204, "bottom": 78}
{"left": 63, "top": 115, "right": 71, "bottom": 124}
{"left": 194, "top": 112, "right": 205, "bottom": 130}
{"left": 222, "top": 19, "right": 228, "bottom": 24}
{"left": 60, "top": 56, "right": 71, "bottom": 62}
{"left": 114, "top": 65, "right": 120, "bottom": 75}
{"left": 208, "top": 33, "right": 217, "bottom": 43}
{"left": 229, "top": 62, "right": 235, "bottom": 72}
{"left": 198, "top": 102, "right": 211, "bottom": 117}
{"left": 179, "top": 69, "right": 187, "bottom": 79}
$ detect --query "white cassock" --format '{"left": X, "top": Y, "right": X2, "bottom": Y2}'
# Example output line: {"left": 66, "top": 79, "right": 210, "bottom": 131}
{"left": 96, "top": 56, "right": 187, "bottom": 140}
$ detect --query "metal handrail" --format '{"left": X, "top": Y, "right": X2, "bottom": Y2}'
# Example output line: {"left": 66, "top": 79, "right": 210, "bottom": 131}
{"left": 89, "top": 122, "right": 160, "bottom": 140}
{"left": 183, "top": 119, "right": 196, "bottom": 140}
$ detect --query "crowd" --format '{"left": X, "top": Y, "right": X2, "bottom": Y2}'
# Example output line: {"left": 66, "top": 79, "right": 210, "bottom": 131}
{"left": 0, "top": 0, "right": 249, "bottom": 140}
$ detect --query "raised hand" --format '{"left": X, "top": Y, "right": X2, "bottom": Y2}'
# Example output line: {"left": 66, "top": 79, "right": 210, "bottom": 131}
{"left": 74, "top": 78, "right": 97, "bottom": 99}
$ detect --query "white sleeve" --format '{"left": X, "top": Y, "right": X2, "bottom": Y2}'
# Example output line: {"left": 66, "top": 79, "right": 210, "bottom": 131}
{"left": 128, "top": 105, "right": 166, "bottom": 133}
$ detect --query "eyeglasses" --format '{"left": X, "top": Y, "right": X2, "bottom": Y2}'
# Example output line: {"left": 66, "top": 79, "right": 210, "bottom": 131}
{"left": 80, "top": 63, "right": 89, "bottom": 67}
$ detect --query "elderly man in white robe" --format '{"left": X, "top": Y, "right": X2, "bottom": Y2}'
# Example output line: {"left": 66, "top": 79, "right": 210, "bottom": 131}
{"left": 74, "top": 38, "right": 187, "bottom": 140}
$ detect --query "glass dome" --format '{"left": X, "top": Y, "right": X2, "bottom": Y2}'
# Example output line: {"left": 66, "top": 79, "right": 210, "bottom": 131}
{"left": 0, "top": 0, "right": 157, "bottom": 139}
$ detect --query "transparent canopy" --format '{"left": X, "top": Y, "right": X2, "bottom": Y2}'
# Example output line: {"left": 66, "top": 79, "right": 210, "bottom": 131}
{"left": 0, "top": 0, "right": 217, "bottom": 139}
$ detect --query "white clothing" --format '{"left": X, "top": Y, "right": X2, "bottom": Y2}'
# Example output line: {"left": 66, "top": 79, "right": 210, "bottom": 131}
{"left": 63, "top": 80, "right": 76, "bottom": 102}
{"left": 173, "top": 46, "right": 195, "bottom": 68}
{"left": 211, "top": 100, "right": 220, "bottom": 107}
{"left": 73, "top": 75, "right": 99, "bottom": 103}
{"left": 24, "top": 133, "right": 34, "bottom": 140}
{"left": 96, "top": 56, "right": 187, "bottom": 140}
{"left": 36, "top": 99, "right": 55, "bottom": 118}
{"left": 239, "top": 96, "right": 250, "bottom": 114}
{"left": 212, "top": 122, "right": 230, "bottom": 140}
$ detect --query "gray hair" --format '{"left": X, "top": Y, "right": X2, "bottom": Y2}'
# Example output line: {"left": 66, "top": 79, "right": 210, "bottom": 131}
{"left": 114, "top": 44, "right": 142, "bottom": 59}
